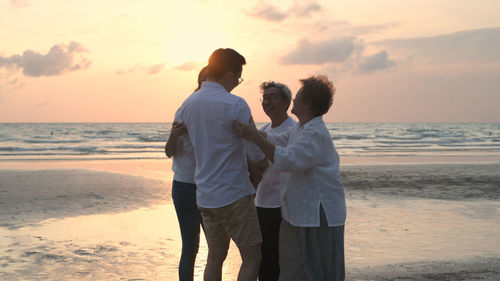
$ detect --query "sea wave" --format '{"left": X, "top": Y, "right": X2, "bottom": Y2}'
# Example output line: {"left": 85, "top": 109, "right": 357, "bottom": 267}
{"left": 24, "top": 140, "right": 85, "bottom": 144}
{"left": 1, "top": 122, "right": 499, "bottom": 160}
{"left": 136, "top": 136, "right": 166, "bottom": 142}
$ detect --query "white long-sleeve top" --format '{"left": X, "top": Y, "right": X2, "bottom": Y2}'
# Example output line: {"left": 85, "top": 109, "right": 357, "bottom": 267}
{"left": 171, "top": 108, "right": 196, "bottom": 184}
{"left": 255, "top": 117, "right": 297, "bottom": 208}
{"left": 272, "top": 116, "right": 346, "bottom": 227}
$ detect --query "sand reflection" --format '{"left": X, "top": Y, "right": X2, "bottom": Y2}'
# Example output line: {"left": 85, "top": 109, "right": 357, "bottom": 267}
{"left": 0, "top": 204, "right": 243, "bottom": 280}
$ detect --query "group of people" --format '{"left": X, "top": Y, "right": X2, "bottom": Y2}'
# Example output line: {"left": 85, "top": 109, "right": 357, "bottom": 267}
{"left": 165, "top": 48, "right": 346, "bottom": 281}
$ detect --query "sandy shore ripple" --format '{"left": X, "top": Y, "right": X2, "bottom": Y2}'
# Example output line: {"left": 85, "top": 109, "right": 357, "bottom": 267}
{"left": 348, "top": 256, "right": 500, "bottom": 280}
{"left": 0, "top": 169, "right": 170, "bottom": 229}
{"left": 341, "top": 163, "right": 500, "bottom": 201}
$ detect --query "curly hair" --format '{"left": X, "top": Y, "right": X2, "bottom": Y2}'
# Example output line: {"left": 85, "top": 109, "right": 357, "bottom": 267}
{"left": 299, "top": 75, "right": 335, "bottom": 116}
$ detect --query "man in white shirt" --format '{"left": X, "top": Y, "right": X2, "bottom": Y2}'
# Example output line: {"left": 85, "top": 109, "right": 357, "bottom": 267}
{"left": 178, "top": 48, "right": 266, "bottom": 281}
{"left": 255, "top": 81, "right": 296, "bottom": 281}
{"left": 233, "top": 75, "right": 346, "bottom": 281}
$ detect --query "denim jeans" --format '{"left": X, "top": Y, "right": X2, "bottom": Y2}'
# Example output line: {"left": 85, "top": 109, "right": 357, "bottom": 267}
{"left": 172, "top": 180, "right": 202, "bottom": 281}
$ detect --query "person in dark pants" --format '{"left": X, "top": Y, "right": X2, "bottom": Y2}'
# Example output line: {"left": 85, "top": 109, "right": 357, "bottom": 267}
{"left": 255, "top": 81, "right": 296, "bottom": 281}
{"left": 177, "top": 49, "right": 267, "bottom": 281}
{"left": 233, "top": 75, "right": 347, "bottom": 281}
{"left": 165, "top": 67, "right": 207, "bottom": 281}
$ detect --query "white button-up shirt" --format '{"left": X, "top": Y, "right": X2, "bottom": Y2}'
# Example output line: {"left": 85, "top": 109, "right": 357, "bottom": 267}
{"left": 178, "top": 81, "right": 264, "bottom": 208}
{"left": 273, "top": 116, "right": 346, "bottom": 227}
{"left": 255, "top": 117, "right": 297, "bottom": 208}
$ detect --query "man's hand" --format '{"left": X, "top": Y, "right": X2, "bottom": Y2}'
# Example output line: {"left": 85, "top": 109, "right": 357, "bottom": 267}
{"left": 165, "top": 121, "right": 187, "bottom": 158}
{"left": 171, "top": 121, "right": 187, "bottom": 137}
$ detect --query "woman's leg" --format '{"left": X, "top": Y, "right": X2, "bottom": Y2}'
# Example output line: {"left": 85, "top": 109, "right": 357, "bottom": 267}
{"left": 172, "top": 180, "right": 202, "bottom": 281}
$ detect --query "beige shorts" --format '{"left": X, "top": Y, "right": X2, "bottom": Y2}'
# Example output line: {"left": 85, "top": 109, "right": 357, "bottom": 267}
{"left": 199, "top": 195, "right": 262, "bottom": 249}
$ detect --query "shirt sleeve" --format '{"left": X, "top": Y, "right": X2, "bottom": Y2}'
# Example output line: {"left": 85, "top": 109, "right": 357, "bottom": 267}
{"left": 274, "top": 127, "right": 322, "bottom": 172}
{"left": 266, "top": 125, "right": 296, "bottom": 146}
{"left": 234, "top": 99, "right": 265, "bottom": 162}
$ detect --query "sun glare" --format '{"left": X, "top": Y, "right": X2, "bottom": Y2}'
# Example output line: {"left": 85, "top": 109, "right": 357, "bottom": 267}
{"left": 157, "top": 2, "right": 231, "bottom": 67}
{"left": 165, "top": 30, "right": 227, "bottom": 67}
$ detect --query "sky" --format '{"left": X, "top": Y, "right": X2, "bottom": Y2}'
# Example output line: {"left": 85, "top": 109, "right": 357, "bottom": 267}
{"left": 1, "top": 0, "right": 499, "bottom": 122}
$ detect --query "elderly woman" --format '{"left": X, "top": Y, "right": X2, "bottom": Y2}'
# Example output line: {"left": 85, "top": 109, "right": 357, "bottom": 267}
{"left": 233, "top": 75, "right": 346, "bottom": 281}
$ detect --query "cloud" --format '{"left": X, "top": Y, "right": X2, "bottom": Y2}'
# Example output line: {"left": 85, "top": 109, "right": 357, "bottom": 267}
{"left": 147, "top": 63, "right": 164, "bottom": 75}
{"left": 281, "top": 37, "right": 362, "bottom": 65}
{"left": 358, "top": 50, "right": 395, "bottom": 73}
{"left": 292, "top": 2, "right": 322, "bottom": 17}
{"left": 174, "top": 61, "right": 201, "bottom": 71}
{"left": 315, "top": 20, "right": 397, "bottom": 36}
{"left": 0, "top": 42, "right": 91, "bottom": 77}
{"left": 246, "top": 1, "right": 321, "bottom": 21}
{"left": 115, "top": 63, "right": 166, "bottom": 75}
{"left": 347, "top": 23, "right": 397, "bottom": 36}
{"left": 246, "top": 3, "right": 288, "bottom": 21}
{"left": 0, "top": 75, "right": 26, "bottom": 96}
{"left": 7, "top": 78, "right": 19, "bottom": 86}
{"left": 0, "top": 56, "right": 22, "bottom": 70}
{"left": 116, "top": 64, "right": 139, "bottom": 75}
{"left": 10, "top": 0, "right": 30, "bottom": 8}
{"left": 375, "top": 27, "right": 500, "bottom": 63}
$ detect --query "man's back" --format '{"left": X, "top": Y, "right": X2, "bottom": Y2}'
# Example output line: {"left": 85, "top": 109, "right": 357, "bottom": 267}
{"left": 179, "top": 81, "right": 260, "bottom": 208}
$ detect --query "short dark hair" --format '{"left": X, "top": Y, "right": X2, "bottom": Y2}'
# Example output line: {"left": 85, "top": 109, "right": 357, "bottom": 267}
{"left": 207, "top": 48, "right": 246, "bottom": 80}
{"left": 299, "top": 75, "right": 335, "bottom": 116}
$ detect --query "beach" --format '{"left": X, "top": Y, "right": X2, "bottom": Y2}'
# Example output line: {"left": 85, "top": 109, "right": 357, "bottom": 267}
{"left": 1, "top": 159, "right": 499, "bottom": 280}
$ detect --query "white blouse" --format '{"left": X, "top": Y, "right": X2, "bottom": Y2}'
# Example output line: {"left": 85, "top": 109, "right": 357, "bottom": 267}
{"left": 255, "top": 117, "right": 297, "bottom": 208}
{"left": 273, "top": 116, "right": 346, "bottom": 227}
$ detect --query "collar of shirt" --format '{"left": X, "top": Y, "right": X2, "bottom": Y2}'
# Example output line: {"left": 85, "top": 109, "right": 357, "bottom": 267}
{"left": 200, "top": 81, "right": 226, "bottom": 91}
{"left": 302, "top": 116, "right": 323, "bottom": 129}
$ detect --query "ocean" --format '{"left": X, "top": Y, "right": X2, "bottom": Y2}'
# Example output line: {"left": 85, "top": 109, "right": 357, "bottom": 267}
{"left": 0, "top": 123, "right": 500, "bottom": 160}
{"left": 1, "top": 122, "right": 499, "bottom": 161}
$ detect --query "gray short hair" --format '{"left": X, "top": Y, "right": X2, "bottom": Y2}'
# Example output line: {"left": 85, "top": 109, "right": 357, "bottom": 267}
{"left": 260, "top": 81, "right": 292, "bottom": 102}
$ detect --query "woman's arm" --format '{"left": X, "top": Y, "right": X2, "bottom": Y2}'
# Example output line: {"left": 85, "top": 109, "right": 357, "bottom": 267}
{"left": 233, "top": 120, "right": 276, "bottom": 163}
{"left": 164, "top": 122, "right": 187, "bottom": 158}
{"left": 234, "top": 120, "right": 321, "bottom": 172}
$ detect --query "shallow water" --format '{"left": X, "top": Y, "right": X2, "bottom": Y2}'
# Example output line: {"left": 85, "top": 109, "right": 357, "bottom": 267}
{"left": 345, "top": 197, "right": 500, "bottom": 266}
{"left": 0, "top": 205, "right": 242, "bottom": 280}
{"left": 1, "top": 197, "right": 499, "bottom": 280}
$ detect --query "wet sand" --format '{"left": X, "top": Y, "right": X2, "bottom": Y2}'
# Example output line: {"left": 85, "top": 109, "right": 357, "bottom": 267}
{"left": 0, "top": 160, "right": 499, "bottom": 280}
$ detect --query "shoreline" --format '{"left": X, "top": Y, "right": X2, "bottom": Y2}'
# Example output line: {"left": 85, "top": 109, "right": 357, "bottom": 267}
{"left": 1, "top": 152, "right": 500, "bottom": 165}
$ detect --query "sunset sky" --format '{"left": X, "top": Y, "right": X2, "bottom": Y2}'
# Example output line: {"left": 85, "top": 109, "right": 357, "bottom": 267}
{"left": 1, "top": 0, "right": 499, "bottom": 122}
